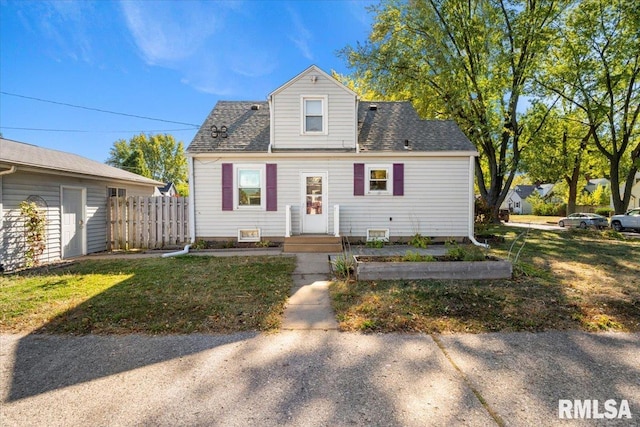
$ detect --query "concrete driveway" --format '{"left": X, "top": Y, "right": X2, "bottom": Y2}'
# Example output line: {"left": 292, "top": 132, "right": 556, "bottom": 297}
{"left": 1, "top": 331, "right": 638, "bottom": 426}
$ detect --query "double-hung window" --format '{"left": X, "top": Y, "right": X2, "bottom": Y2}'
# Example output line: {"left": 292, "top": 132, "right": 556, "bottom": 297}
{"left": 366, "top": 165, "right": 391, "bottom": 194}
{"left": 237, "top": 166, "right": 263, "bottom": 208}
{"left": 301, "top": 96, "right": 327, "bottom": 134}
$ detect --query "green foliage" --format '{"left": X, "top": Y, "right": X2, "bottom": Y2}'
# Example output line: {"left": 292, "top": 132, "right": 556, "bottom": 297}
{"left": 445, "top": 243, "right": 486, "bottom": 262}
{"left": 255, "top": 240, "right": 271, "bottom": 248}
{"left": 342, "top": 0, "right": 568, "bottom": 218}
{"left": 595, "top": 208, "right": 612, "bottom": 217}
{"left": 591, "top": 184, "right": 611, "bottom": 206}
{"left": 402, "top": 251, "right": 435, "bottom": 262}
{"left": 600, "top": 229, "right": 625, "bottom": 241}
{"left": 366, "top": 239, "right": 385, "bottom": 248}
{"left": 527, "top": 191, "right": 565, "bottom": 216}
{"left": 408, "top": 233, "right": 431, "bottom": 249}
{"left": 332, "top": 254, "right": 355, "bottom": 279}
{"left": 19, "top": 201, "right": 46, "bottom": 267}
{"left": 106, "top": 133, "right": 188, "bottom": 192}
{"left": 538, "top": 0, "right": 640, "bottom": 213}
{"left": 191, "top": 239, "right": 208, "bottom": 250}
{"left": 532, "top": 202, "right": 566, "bottom": 216}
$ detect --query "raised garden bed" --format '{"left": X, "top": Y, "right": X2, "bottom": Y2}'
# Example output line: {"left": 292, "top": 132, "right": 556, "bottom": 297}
{"left": 353, "top": 255, "right": 512, "bottom": 281}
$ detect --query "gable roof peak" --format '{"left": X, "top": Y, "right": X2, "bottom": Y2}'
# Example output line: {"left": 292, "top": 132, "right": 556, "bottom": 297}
{"left": 269, "top": 65, "right": 358, "bottom": 98}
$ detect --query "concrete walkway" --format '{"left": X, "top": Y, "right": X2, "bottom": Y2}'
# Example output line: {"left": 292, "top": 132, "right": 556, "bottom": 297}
{"left": 282, "top": 253, "right": 338, "bottom": 330}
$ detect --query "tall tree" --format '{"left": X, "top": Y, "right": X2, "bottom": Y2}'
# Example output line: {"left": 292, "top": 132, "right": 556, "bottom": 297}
{"left": 536, "top": 0, "right": 640, "bottom": 213}
{"left": 342, "top": 0, "right": 567, "bottom": 220}
{"left": 519, "top": 102, "right": 607, "bottom": 214}
{"left": 106, "top": 133, "right": 188, "bottom": 189}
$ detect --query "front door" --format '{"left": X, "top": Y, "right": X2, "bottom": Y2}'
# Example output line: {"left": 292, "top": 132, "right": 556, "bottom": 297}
{"left": 61, "top": 187, "right": 85, "bottom": 258}
{"left": 301, "top": 172, "right": 327, "bottom": 234}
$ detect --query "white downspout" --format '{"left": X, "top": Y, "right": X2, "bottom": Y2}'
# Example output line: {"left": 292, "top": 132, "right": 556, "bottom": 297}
{"left": 188, "top": 156, "right": 196, "bottom": 244}
{"left": 468, "top": 156, "right": 490, "bottom": 249}
{"left": 162, "top": 244, "right": 191, "bottom": 258}
{"left": 0, "top": 166, "right": 17, "bottom": 176}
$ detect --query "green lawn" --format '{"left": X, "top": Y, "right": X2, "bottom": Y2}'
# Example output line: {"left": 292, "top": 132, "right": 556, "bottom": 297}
{"left": 330, "top": 227, "right": 640, "bottom": 333}
{"left": 0, "top": 255, "right": 296, "bottom": 334}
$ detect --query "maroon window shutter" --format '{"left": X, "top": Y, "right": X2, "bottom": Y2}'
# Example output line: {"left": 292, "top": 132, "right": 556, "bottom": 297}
{"left": 266, "top": 164, "right": 277, "bottom": 211}
{"left": 354, "top": 163, "right": 365, "bottom": 196}
{"left": 393, "top": 163, "right": 404, "bottom": 196}
{"left": 221, "top": 163, "right": 233, "bottom": 211}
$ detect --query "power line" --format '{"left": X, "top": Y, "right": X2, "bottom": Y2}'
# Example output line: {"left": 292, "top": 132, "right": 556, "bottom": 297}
{"left": 1, "top": 126, "right": 198, "bottom": 133}
{"left": 0, "top": 91, "right": 201, "bottom": 128}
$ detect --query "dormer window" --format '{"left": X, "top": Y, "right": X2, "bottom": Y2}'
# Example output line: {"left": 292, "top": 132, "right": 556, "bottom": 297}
{"left": 301, "top": 96, "right": 328, "bottom": 134}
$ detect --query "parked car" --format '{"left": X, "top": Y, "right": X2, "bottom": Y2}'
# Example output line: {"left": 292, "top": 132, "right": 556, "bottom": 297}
{"left": 558, "top": 213, "right": 609, "bottom": 229}
{"left": 610, "top": 208, "right": 640, "bottom": 232}
{"left": 499, "top": 209, "right": 510, "bottom": 222}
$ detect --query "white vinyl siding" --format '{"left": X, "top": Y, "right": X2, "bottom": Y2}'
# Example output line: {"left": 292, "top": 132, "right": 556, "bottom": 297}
{"left": 191, "top": 155, "right": 472, "bottom": 240}
{"left": 271, "top": 69, "right": 356, "bottom": 150}
{"left": 0, "top": 170, "right": 155, "bottom": 270}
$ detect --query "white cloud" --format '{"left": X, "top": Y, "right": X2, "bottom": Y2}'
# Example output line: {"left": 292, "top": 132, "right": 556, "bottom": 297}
{"left": 29, "top": 1, "right": 95, "bottom": 63}
{"left": 118, "top": 0, "right": 283, "bottom": 96}
{"left": 120, "top": 1, "right": 222, "bottom": 65}
{"left": 287, "top": 7, "right": 314, "bottom": 61}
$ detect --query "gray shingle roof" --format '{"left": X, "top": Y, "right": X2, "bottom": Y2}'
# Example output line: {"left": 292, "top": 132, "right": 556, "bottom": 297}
{"left": 514, "top": 185, "right": 539, "bottom": 199}
{"left": 0, "top": 138, "right": 164, "bottom": 186}
{"left": 188, "top": 101, "right": 270, "bottom": 153}
{"left": 357, "top": 102, "right": 475, "bottom": 152}
{"left": 187, "top": 100, "right": 475, "bottom": 153}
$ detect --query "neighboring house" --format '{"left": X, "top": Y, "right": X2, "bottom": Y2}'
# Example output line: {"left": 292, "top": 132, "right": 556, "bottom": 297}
{"left": 155, "top": 182, "right": 178, "bottom": 197}
{"left": 501, "top": 185, "right": 540, "bottom": 214}
{"left": 584, "top": 177, "right": 610, "bottom": 195}
{"left": 187, "top": 65, "right": 481, "bottom": 249}
{"left": 0, "top": 138, "right": 163, "bottom": 270}
{"left": 619, "top": 172, "right": 640, "bottom": 209}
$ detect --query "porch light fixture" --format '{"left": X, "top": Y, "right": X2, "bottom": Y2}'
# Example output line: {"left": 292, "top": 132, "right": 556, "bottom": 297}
{"left": 404, "top": 139, "right": 410, "bottom": 149}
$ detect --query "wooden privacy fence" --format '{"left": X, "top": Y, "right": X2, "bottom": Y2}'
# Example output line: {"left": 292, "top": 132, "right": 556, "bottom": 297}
{"left": 108, "top": 197, "right": 189, "bottom": 250}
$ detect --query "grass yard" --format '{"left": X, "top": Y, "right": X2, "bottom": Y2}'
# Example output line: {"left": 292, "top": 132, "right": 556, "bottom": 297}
{"left": 0, "top": 255, "right": 296, "bottom": 334}
{"left": 330, "top": 227, "right": 640, "bottom": 333}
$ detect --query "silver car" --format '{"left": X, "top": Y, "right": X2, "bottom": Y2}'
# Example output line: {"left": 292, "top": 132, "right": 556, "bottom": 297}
{"left": 558, "top": 213, "right": 609, "bottom": 229}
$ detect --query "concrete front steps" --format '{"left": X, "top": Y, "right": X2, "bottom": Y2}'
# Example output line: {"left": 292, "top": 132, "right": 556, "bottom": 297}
{"left": 283, "top": 235, "right": 343, "bottom": 253}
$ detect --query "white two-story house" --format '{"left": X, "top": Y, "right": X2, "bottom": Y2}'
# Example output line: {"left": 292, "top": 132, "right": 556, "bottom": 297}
{"left": 187, "top": 65, "right": 480, "bottom": 251}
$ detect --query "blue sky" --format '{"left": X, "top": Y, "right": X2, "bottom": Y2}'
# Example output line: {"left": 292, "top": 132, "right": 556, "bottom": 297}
{"left": 0, "top": 0, "right": 375, "bottom": 162}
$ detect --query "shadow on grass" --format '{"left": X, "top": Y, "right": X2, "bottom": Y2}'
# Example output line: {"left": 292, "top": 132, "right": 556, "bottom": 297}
{"left": 2, "top": 255, "right": 295, "bottom": 402}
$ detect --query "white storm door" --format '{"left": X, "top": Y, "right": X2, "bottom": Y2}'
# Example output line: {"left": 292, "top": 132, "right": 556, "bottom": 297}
{"left": 61, "top": 187, "right": 85, "bottom": 258}
{"left": 301, "top": 172, "right": 328, "bottom": 234}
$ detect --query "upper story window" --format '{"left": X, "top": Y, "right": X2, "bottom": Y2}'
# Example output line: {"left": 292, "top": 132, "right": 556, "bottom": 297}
{"left": 301, "top": 96, "right": 328, "bottom": 134}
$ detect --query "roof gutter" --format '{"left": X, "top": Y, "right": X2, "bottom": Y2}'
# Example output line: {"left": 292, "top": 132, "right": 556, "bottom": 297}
{"left": 468, "top": 156, "right": 489, "bottom": 249}
{"left": 0, "top": 166, "right": 17, "bottom": 176}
